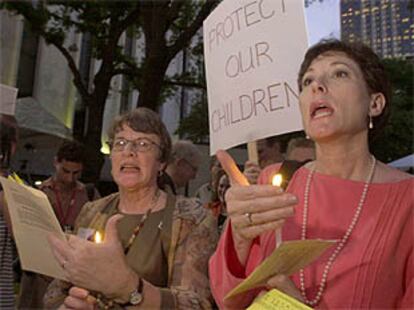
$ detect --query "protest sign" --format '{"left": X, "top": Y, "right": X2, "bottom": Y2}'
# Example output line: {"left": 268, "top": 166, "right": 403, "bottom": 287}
{"left": 203, "top": 0, "right": 308, "bottom": 154}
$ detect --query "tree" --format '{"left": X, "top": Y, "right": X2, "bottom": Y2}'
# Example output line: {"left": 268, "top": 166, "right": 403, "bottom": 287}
{"left": 371, "top": 59, "right": 414, "bottom": 163}
{"left": 1, "top": 0, "right": 218, "bottom": 182}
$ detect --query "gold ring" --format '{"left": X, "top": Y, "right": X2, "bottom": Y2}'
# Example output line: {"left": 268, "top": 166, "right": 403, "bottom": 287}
{"left": 245, "top": 212, "right": 253, "bottom": 225}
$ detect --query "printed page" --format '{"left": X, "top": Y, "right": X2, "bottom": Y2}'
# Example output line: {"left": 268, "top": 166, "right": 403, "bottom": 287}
{"left": 225, "top": 239, "right": 335, "bottom": 299}
{"left": 0, "top": 176, "right": 67, "bottom": 280}
{"left": 247, "top": 289, "right": 312, "bottom": 310}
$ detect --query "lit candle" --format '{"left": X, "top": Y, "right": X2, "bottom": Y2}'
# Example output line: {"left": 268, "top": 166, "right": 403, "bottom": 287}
{"left": 94, "top": 231, "right": 102, "bottom": 244}
{"left": 272, "top": 173, "right": 283, "bottom": 187}
{"left": 271, "top": 173, "right": 283, "bottom": 247}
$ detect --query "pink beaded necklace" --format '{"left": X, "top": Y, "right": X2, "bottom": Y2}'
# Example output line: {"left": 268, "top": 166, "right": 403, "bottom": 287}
{"left": 299, "top": 156, "right": 376, "bottom": 306}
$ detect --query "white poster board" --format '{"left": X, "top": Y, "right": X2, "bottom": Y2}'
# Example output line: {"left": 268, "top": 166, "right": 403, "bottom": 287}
{"left": 203, "top": 0, "right": 308, "bottom": 154}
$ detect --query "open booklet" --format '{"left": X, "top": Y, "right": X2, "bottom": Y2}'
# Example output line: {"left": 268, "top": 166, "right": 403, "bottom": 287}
{"left": 0, "top": 176, "right": 67, "bottom": 280}
{"left": 225, "top": 239, "right": 336, "bottom": 300}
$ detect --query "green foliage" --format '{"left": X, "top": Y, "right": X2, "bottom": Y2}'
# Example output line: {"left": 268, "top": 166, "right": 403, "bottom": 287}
{"left": 175, "top": 95, "right": 209, "bottom": 143}
{"left": 371, "top": 59, "right": 414, "bottom": 162}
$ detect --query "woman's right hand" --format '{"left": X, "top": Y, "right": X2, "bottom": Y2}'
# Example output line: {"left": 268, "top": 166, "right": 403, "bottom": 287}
{"left": 217, "top": 150, "right": 297, "bottom": 264}
{"left": 226, "top": 184, "right": 297, "bottom": 241}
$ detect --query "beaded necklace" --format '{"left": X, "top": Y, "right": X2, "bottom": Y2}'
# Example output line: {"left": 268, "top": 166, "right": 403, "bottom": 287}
{"left": 122, "top": 189, "right": 160, "bottom": 254}
{"left": 94, "top": 189, "right": 161, "bottom": 309}
{"left": 299, "top": 156, "right": 376, "bottom": 306}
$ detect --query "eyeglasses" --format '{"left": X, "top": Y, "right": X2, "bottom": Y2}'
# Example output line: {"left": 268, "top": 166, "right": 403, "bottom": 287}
{"left": 109, "top": 138, "right": 161, "bottom": 153}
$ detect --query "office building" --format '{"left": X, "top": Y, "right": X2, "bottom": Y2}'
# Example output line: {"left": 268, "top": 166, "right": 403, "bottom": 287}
{"left": 341, "top": 0, "right": 413, "bottom": 59}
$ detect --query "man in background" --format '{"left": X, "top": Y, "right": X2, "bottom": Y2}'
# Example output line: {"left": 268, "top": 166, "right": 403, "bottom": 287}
{"left": 244, "top": 136, "right": 285, "bottom": 184}
{"left": 18, "top": 140, "right": 100, "bottom": 309}
{"left": 256, "top": 136, "right": 284, "bottom": 168}
{"left": 161, "top": 140, "right": 202, "bottom": 195}
{"left": 39, "top": 140, "right": 100, "bottom": 231}
{"left": 285, "top": 137, "right": 315, "bottom": 163}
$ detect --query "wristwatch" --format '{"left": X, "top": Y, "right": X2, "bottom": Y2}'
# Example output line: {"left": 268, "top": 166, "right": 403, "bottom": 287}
{"left": 123, "top": 277, "right": 144, "bottom": 306}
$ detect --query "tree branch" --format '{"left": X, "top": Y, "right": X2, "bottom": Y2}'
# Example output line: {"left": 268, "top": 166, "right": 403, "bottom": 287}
{"left": 164, "top": 79, "right": 206, "bottom": 89}
{"left": 166, "top": 0, "right": 218, "bottom": 61}
{"left": 166, "top": 0, "right": 185, "bottom": 26}
{"left": 52, "top": 42, "right": 90, "bottom": 100}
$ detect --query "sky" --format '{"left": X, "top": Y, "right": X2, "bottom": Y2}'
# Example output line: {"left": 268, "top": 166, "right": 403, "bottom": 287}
{"left": 305, "top": 0, "right": 341, "bottom": 46}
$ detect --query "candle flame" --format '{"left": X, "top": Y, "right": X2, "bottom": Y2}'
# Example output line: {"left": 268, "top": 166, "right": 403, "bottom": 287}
{"left": 94, "top": 231, "right": 102, "bottom": 244}
{"left": 272, "top": 174, "right": 283, "bottom": 187}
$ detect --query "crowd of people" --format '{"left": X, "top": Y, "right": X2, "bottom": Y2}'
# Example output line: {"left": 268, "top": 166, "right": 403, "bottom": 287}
{"left": 0, "top": 39, "right": 412, "bottom": 309}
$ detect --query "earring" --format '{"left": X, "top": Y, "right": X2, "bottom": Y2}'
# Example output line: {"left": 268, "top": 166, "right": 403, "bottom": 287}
{"left": 369, "top": 115, "right": 373, "bottom": 129}
{"left": 305, "top": 134, "right": 310, "bottom": 139}
{"left": 158, "top": 170, "right": 163, "bottom": 177}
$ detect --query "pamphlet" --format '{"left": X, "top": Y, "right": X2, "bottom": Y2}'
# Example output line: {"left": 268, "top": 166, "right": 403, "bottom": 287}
{"left": 0, "top": 176, "right": 67, "bottom": 280}
{"left": 225, "top": 239, "right": 335, "bottom": 299}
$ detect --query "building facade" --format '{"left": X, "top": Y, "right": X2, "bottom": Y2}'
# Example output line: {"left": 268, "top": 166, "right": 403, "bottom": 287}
{"left": 341, "top": 0, "right": 414, "bottom": 59}
{"left": 0, "top": 8, "right": 208, "bottom": 190}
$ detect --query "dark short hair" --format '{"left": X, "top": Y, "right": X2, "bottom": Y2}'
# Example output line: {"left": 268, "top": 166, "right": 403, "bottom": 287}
{"left": 298, "top": 39, "right": 391, "bottom": 140}
{"left": 0, "top": 114, "right": 18, "bottom": 169}
{"left": 56, "top": 140, "right": 85, "bottom": 164}
{"left": 108, "top": 107, "right": 171, "bottom": 163}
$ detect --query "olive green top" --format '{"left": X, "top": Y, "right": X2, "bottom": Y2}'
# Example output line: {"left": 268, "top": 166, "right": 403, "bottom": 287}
{"left": 108, "top": 195, "right": 174, "bottom": 287}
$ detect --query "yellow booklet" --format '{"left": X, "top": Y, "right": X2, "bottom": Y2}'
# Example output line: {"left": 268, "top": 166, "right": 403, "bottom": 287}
{"left": 248, "top": 289, "right": 312, "bottom": 310}
{"left": 225, "top": 239, "right": 335, "bottom": 299}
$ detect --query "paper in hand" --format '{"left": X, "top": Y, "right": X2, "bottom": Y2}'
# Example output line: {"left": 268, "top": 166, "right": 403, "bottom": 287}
{"left": 0, "top": 176, "right": 67, "bottom": 280}
{"left": 225, "top": 239, "right": 335, "bottom": 299}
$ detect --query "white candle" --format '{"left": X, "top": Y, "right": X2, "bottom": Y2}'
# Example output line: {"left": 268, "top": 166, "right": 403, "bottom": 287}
{"left": 271, "top": 173, "right": 283, "bottom": 247}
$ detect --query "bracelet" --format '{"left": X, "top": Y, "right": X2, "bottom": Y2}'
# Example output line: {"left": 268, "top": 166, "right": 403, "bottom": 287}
{"left": 95, "top": 293, "right": 115, "bottom": 310}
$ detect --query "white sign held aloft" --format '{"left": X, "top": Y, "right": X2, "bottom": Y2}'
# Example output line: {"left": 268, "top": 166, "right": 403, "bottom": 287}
{"left": 203, "top": 0, "right": 308, "bottom": 155}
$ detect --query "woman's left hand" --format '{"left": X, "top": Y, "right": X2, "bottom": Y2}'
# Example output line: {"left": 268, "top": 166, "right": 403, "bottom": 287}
{"left": 48, "top": 214, "right": 136, "bottom": 300}
{"left": 58, "top": 287, "right": 96, "bottom": 310}
{"left": 265, "top": 274, "right": 304, "bottom": 303}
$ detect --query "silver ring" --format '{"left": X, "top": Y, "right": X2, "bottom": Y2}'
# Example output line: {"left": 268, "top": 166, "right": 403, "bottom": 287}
{"left": 245, "top": 212, "right": 253, "bottom": 225}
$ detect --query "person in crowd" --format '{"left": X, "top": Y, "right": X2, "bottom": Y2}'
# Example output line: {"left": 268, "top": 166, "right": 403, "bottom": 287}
{"left": 209, "top": 39, "right": 413, "bottom": 309}
{"left": 285, "top": 137, "right": 315, "bottom": 163}
{"left": 244, "top": 137, "right": 285, "bottom": 184}
{"left": 40, "top": 140, "right": 101, "bottom": 232}
{"left": 215, "top": 173, "right": 230, "bottom": 232}
{"left": 0, "top": 113, "right": 18, "bottom": 310}
{"left": 18, "top": 140, "right": 100, "bottom": 309}
{"left": 204, "top": 167, "right": 230, "bottom": 233}
{"left": 258, "top": 136, "right": 316, "bottom": 186}
{"left": 45, "top": 107, "right": 218, "bottom": 309}
{"left": 195, "top": 156, "right": 222, "bottom": 205}
{"left": 159, "top": 140, "right": 202, "bottom": 195}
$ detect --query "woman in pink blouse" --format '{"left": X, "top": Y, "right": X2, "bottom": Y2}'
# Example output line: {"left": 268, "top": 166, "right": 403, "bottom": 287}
{"left": 209, "top": 39, "right": 413, "bottom": 309}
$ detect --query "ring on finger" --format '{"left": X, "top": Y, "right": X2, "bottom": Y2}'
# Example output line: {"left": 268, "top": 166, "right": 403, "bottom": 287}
{"left": 245, "top": 212, "right": 253, "bottom": 225}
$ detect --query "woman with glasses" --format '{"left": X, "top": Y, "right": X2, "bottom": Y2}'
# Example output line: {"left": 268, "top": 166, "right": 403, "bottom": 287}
{"left": 45, "top": 108, "right": 217, "bottom": 309}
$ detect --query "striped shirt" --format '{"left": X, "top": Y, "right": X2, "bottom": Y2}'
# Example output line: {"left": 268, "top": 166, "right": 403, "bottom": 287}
{"left": 0, "top": 214, "right": 14, "bottom": 309}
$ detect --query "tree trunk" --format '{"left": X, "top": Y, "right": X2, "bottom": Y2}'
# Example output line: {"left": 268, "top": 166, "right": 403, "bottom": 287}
{"left": 79, "top": 92, "right": 106, "bottom": 183}
{"left": 137, "top": 56, "right": 169, "bottom": 110}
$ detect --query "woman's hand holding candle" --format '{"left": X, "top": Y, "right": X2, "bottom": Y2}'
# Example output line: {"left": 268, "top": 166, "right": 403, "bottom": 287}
{"left": 216, "top": 150, "right": 298, "bottom": 265}
{"left": 48, "top": 214, "right": 136, "bottom": 300}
